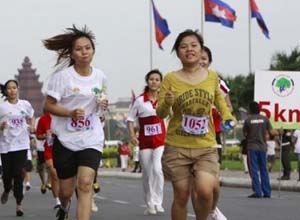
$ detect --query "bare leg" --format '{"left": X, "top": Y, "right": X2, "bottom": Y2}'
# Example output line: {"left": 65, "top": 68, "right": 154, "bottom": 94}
{"left": 76, "top": 166, "right": 95, "bottom": 220}
{"left": 171, "top": 178, "right": 190, "bottom": 220}
{"left": 193, "top": 171, "right": 216, "bottom": 220}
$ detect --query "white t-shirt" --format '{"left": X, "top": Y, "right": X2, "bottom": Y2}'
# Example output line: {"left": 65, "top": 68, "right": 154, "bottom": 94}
{"left": 293, "top": 129, "right": 300, "bottom": 154}
{"left": 267, "top": 140, "right": 276, "bottom": 156}
{"left": 46, "top": 65, "right": 107, "bottom": 152}
{"left": 34, "top": 117, "right": 45, "bottom": 151}
{"left": 0, "top": 99, "right": 34, "bottom": 153}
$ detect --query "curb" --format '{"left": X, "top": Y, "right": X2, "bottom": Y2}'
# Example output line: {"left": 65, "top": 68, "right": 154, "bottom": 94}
{"left": 99, "top": 170, "right": 300, "bottom": 192}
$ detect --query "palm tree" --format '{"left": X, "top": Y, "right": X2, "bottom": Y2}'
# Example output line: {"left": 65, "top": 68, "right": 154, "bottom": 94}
{"left": 270, "top": 46, "right": 300, "bottom": 71}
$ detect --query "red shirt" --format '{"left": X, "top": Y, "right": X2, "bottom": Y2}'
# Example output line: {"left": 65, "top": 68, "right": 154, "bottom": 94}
{"left": 127, "top": 92, "right": 166, "bottom": 150}
{"left": 36, "top": 113, "right": 52, "bottom": 148}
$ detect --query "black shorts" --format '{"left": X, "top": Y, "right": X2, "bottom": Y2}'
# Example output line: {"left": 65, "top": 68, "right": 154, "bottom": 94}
{"left": 24, "top": 160, "right": 33, "bottom": 172}
{"left": 53, "top": 137, "right": 102, "bottom": 179}
{"left": 37, "top": 151, "right": 45, "bottom": 165}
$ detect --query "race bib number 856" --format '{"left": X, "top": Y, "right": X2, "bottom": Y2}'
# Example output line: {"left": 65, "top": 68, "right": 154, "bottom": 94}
{"left": 67, "top": 114, "right": 94, "bottom": 132}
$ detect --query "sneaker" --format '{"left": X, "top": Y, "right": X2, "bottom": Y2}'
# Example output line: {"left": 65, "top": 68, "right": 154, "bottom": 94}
{"left": 54, "top": 204, "right": 61, "bottom": 210}
{"left": 46, "top": 183, "right": 52, "bottom": 190}
{"left": 16, "top": 205, "right": 24, "bottom": 217}
{"left": 93, "top": 182, "right": 101, "bottom": 193}
{"left": 248, "top": 193, "right": 262, "bottom": 198}
{"left": 1, "top": 191, "right": 9, "bottom": 204}
{"left": 277, "top": 176, "right": 290, "bottom": 180}
{"left": 40, "top": 184, "right": 47, "bottom": 194}
{"left": 91, "top": 198, "right": 98, "bottom": 212}
{"left": 207, "top": 207, "right": 227, "bottom": 220}
{"left": 25, "top": 183, "right": 31, "bottom": 191}
{"left": 56, "top": 207, "right": 68, "bottom": 220}
{"left": 144, "top": 206, "right": 157, "bottom": 215}
{"left": 155, "top": 205, "right": 165, "bottom": 213}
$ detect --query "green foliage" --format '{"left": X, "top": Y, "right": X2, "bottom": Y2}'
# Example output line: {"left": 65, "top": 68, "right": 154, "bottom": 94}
{"left": 223, "top": 146, "right": 241, "bottom": 160}
{"left": 270, "top": 46, "right": 300, "bottom": 71}
{"left": 225, "top": 74, "right": 254, "bottom": 119}
{"left": 102, "top": 146, "right": 118, "bottom": 159}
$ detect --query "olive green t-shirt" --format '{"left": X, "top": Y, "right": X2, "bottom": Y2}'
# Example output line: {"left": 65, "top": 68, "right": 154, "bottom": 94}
{"left": 156, "top": 70, "right": 235, "bottom": 149}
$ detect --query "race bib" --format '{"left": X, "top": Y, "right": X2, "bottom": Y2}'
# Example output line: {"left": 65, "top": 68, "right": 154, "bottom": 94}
{"left": 181, "top": 115, "right": 209, "bottom": 135}
{"left": 8, "top": 117, "right": 25, "bottom": 128}
{"left": 67, "top": 114, "right": 94, "bottom": 132}
{"left": 144, "top": 123, "right": 162, "bottom": 136}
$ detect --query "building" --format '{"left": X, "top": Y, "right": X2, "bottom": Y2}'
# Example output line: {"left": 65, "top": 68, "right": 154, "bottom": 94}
{"left": 15, "top": 57, "right": 44, "bottom": 117}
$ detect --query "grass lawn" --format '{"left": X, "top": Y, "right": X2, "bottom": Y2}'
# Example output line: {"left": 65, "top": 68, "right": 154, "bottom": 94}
{"left": 221, "top": 159, "right": 298, "bottom": 172}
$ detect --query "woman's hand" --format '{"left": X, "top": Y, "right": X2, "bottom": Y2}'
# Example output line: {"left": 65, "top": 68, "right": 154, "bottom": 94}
{"left": 0, "top": 122, "right": 8, "bottom": 131}
{"left": 70, "top": 108, "right": 85, "bottom": 120}
{"left": 165, "top": 86, "right": 175, "bottom": 106}
{"left": 130, "top": 135, "right": 139, "bottom": 146}
{"left": 98, "top": 99, "right": 108, "bottom": 111}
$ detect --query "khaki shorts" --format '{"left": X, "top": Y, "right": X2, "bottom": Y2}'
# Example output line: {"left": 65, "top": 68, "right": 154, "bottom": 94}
{"left": 162, "top": 145, "right": 219, "bottom": 182}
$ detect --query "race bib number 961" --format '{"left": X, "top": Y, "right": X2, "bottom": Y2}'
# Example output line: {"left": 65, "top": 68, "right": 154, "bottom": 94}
{"left": 67, "top": 114, "right": 94, "bottom": 132}
{"left": 181, "top": 115, "right": 209, "bottom": 135}
{"left": 144, "top": 123, "right": 162, "bottom": 136}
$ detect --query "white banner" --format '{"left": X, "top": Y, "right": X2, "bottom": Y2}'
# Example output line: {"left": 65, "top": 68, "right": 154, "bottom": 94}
{"left": 254, "top": 71, "right": 300, "bottom": 129}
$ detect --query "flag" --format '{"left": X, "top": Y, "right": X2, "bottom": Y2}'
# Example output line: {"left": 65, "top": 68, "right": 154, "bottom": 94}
{"left": 130, "top": 89, "right": 136, "bottom": 106}
{"left": 204, "top": 0, "right": 237, "bottom": 28}
{"left": 151, "top": 0, "right": 170, "bottom": 49}
{"left": 250, "top": 0, "right": 270, "bottom": 39}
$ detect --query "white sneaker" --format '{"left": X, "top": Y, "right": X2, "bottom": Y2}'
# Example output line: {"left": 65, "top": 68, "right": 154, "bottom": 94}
{"left": 207, "top": 207, "right": 227, "bottom": 220}
{"left": 155, "top": 205, "right": 165, "bottom": 213}
{"left": 144, "top": 206, "right": 157, "bottom": 215}
{"left": 91, "top": 198, "right": 98, "bottom": 212}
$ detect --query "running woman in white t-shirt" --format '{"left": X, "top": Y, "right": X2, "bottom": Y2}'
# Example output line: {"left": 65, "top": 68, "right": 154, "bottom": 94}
{"left": 43, "top": 25, "right": 108, "bottom": 220}
{"left": 0, "top": 79, "right": 35, "bottom": 217}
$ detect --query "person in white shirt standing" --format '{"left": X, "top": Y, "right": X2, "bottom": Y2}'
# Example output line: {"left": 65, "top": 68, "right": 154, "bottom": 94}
{"left": 292, "top": 129, "right": 300, "bottom": 181}
{"left": 43, "top": 25, "right": 108, "bottom": 220}
{"left": 0, "top": 79, "right": 35, "bottom": 216}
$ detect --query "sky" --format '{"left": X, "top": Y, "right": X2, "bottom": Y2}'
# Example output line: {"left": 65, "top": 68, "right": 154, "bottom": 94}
{"left": 0, "top": 0, "right": 299, "bottom": 103}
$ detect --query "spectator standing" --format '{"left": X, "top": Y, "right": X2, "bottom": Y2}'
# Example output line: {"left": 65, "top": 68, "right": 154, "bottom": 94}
{"left": 240, "top": 139, "right": 249, "bottom": 174}
{"left": 118, "top": 141, "right": 130, "bottom": 172}
{"left": 266, "top": 132, "right": 278, "bottom": 172}
{"left": 292, "top": 129, "right": 300, "bottom": 181}
{"left": 243, "top": 101, "right": 276, "bottom": 198}
{"left": 278, "top": 129, "right": 292, "bottom": 180}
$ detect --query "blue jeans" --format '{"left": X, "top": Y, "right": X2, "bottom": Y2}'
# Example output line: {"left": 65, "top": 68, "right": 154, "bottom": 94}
{"left": 248, "top": 149, "right": 271, "bottom": 197}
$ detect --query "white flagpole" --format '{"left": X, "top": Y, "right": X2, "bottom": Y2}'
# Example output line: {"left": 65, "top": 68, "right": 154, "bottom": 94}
{"left": 149, "top": 0, "right": 153, "bottom": 70}
{"left": 201, "top": 0, "right": 204, "bottom": 36}
{"left": 248, "top": 0, "right": 252, "bottom": 74}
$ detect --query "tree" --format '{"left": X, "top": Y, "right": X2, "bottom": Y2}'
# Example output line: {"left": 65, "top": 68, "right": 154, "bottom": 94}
{"left": 270, "top": 46, "right": 300, "bottom": 71}
{"left": 225, "top": 74, "right": 254, "bottom": 119}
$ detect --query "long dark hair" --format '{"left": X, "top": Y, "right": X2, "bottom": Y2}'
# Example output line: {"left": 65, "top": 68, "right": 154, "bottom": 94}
{"left": 42, "top": 25, "right": 96, "bottom": 70}
{"left": 0, "top": 79, "right": 19, "bottom": 98}
{"left": 144, "top": 69, "right": 163, "bottom": 92}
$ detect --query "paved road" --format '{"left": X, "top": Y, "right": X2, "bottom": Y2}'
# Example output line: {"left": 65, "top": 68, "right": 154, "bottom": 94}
{"left": 1, "top": 174, "right": 300, "bottom": 220}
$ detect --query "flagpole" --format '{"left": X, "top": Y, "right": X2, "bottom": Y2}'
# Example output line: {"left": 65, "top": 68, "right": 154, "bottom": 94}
{"left": 248, "top": 0, "right": 252, "bottom": 74}
{"left": 149, "top": 0, "right": 153, "bottom": 70}
{"left": 201, "top": 0, "right": 204, "bottom": 36}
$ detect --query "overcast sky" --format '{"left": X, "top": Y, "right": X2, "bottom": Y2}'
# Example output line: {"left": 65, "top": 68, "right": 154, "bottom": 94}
{"left": 0, "top": 0, "right": 299, "bottom": 102}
